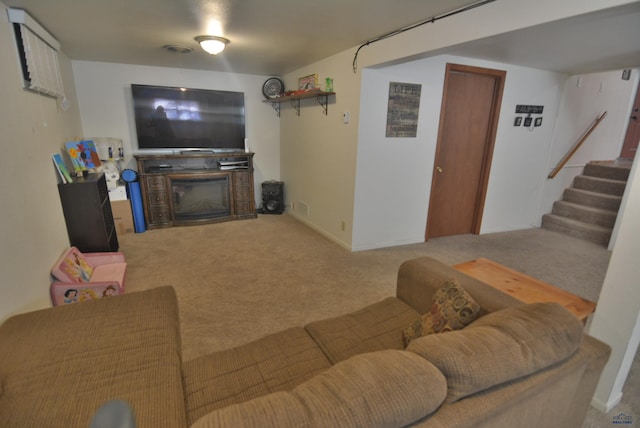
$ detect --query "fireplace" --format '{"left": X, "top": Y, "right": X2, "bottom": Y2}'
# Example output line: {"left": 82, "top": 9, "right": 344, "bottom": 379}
{"left": 169, "top": 175, "right": 230, "bottom": 222}
{"left": 135, "top": 153, "right": 256, "bottom": 229}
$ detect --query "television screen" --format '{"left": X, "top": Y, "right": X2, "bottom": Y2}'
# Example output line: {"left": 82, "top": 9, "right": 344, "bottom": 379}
{"left": 131, "top": 84, "right": 246, "bottom": 151}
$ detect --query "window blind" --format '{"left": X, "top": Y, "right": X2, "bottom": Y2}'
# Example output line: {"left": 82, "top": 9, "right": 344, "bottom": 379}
{"left": 7, "top": 8, "right": 66, "bottom": 99}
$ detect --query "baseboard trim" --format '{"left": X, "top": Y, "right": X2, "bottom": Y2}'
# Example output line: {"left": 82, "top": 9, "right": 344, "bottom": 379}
{"left": 591, "top": 391, "right": 622, "bottom": 413}
{"left": 287, "top": 212, "right": 352, "bottom": 251}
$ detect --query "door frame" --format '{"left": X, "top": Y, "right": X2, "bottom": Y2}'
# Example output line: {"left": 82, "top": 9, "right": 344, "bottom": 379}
{"left": 620, "top": 81, "right": 640, "bottom": 160}
{"left": 425, "top": 63, "right": 506, "bottom": 239}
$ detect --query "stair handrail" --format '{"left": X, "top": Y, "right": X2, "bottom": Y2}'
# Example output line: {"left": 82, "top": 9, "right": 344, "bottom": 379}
{"left": 548, "top": 111, "right": 608, "bottom": 179}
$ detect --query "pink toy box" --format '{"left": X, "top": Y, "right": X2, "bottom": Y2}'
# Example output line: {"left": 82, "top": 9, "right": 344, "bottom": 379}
{"left": 50, "top": 247, "right": 126, "bottom": 306}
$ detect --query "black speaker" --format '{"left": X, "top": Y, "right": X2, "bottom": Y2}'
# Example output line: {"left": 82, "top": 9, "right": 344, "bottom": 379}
{"left": 262, "top": 181, "right": 284, "bottom": 214}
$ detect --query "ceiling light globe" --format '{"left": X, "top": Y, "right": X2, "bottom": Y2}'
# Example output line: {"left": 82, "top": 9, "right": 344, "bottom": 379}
{"left": 195, "top": 36, "right": 229, "bottom": 55}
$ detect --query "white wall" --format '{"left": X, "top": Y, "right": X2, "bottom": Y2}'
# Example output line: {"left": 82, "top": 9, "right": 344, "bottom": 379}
{"left": 0, "top": 1, "right": 83, "bottom": 321}
{"left": 352, "top": 59, "right": 443, "bottom": 250}
{"left": 589, "top": 153, "right": 640, "bottom": 412}
{"left": 72, "top": 61, "right": 281, "bottom": 203}
{"left": 281, "top": 49, "right": 362, "bottom": 249}
{"left": 352, "top": 55, "right": 566, "bottom": 251}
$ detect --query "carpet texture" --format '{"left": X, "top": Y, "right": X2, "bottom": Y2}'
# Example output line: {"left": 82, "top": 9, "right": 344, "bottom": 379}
{"left": 118, "top": 214, "right": 637, "bottom": 427}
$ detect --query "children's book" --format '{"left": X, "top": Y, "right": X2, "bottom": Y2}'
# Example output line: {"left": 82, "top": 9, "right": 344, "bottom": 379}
{"left": 52, "top": 153, "right": 73, "bottom": 183}
{"left": 65, "top": 140, "right": 102, "bottom": 172}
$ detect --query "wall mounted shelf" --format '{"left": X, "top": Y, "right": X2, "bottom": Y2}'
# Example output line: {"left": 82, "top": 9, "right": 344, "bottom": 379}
{"left": 263, "top": 91, "right": 335, "bottom": 117}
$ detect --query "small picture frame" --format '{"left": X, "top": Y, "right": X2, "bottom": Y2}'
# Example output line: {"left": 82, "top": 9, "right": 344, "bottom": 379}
{"left": 514, "top": 116, "right": 522, "bottom": 126}
{"left": 523, "top": 117, "right": 533, "bottom": 127}
{"left": 534, "top": 117, "right": 543, "bottom": 127}
{"left": 298, "top": 73, "right": 318, "bottom": 90}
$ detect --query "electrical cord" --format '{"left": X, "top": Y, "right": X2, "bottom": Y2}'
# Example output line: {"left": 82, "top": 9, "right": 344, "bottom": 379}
{"left": 352, "top": 0, "right": 496, "bottom": 73}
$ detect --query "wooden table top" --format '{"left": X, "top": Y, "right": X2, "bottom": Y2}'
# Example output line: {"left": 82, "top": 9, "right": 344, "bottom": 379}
{"left": 453, "top": 258, "right": 596, "bottom": 322}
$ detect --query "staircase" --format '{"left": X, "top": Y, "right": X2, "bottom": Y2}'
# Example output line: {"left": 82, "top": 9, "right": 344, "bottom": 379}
{"left": 542, "top": 160, "right": 632, "bottom": 246}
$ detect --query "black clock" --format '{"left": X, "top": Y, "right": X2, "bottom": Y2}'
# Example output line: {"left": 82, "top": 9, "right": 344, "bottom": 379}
{"left": 262, "top": 77, "right": 284, "bottom": 99}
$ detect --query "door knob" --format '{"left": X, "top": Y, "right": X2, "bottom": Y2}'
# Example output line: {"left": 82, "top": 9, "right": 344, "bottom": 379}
{"left": 436, "top": 166, "right": 444, "bottom": 173}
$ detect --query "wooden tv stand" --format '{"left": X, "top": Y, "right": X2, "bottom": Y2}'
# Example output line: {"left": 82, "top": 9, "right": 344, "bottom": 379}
{"left": 135, "top": 153, "right": 256, "bottom": 229}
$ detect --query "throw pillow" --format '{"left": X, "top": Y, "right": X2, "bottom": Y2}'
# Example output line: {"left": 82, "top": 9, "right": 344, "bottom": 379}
{"left": 402, "top": 279, "right": 480, "bottom": 346}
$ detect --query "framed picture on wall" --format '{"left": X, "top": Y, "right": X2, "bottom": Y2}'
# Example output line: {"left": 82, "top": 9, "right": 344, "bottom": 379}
{"left": 298, "top": 74, "right": 318, "bottom": 90}
{"left": 386, "top": 82, "right": 422, "bottom": 138}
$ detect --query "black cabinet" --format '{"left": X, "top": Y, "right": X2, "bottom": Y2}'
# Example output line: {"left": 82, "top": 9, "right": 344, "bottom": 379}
{"left": 57, "top": 173, "right": 118, "bottom": 252}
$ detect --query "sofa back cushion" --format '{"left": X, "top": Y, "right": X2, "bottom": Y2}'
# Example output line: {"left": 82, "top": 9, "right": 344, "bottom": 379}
{"left": 406, "top": 302, "right": 584, "bottom": 403}
{"left": 192, "top": 350, "right": 447, "bottom": 428}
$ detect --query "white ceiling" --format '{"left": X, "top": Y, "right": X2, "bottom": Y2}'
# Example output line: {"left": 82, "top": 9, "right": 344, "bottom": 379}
{"left": 4, "top": 0, "right": 640, "bottom": 76}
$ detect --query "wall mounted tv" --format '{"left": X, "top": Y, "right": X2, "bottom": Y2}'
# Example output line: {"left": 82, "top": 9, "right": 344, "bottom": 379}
{"left": 131, "top": 84, "right": 246, "bottom": 151}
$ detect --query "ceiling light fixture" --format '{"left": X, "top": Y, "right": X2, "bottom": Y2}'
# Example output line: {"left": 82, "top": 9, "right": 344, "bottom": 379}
{"left": 195, "top": 35, "right": 229, "bottom": 55}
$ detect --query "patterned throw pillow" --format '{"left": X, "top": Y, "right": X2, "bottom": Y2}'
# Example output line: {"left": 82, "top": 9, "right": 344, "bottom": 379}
{"left": 402, "top": 279, "right": 480, "bottom": 346}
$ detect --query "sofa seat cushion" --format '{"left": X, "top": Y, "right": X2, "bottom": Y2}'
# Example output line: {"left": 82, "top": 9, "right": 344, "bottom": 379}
{"left": 0, "top": 286, "right": 187, "bottom": 428}
{"left": 191, "top": 350, "right": 447, "bottom": 428}
{"left": 182, "top": 327, "right": 331, "bottom": 425}
{"left": 407, "top": 302, "right": 584, "bottom": 403}
{"left": 304, "top": 297, "right": 421, "bottom": 364}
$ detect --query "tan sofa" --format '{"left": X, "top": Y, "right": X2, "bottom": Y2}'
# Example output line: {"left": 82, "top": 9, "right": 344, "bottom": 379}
{"left": 0, "top": 256, "right": 610, "bottom": 427}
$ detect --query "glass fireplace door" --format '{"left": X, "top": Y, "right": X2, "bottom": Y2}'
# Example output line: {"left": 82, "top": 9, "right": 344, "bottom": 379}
{"left": 169, "top": 175, "right": 231, "bottom": 221}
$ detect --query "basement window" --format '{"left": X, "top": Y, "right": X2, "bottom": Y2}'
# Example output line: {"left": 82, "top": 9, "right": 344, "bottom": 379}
{"left": 7, "top": 8, "right": 66, "bottom": 100}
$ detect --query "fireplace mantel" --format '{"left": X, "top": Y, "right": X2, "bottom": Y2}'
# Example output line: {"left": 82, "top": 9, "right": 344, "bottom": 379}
{"left": 135, "top": 153, "right": 256, "bottom": 229}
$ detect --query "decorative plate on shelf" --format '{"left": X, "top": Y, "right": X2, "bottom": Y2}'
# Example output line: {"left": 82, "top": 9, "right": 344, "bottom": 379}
{"left": 262, "top": 77, "right": 284, "bottom": 99}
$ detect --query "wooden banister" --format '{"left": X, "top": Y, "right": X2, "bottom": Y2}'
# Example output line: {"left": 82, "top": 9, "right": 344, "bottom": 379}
{"left": 548, "top": 111, "right": 608, "bottom": 179}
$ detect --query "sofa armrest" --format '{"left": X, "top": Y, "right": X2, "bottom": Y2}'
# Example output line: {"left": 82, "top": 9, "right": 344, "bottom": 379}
{"left": 1, "top": 286, "right": 187, "bottom": 428}
{"left": 567, "top": 335, "right": 611, "bottom": 424}
{"left": 396, "top": 257, "right": 521, "bottom": 316}
{"left": 412, "top": 334, "right": 610, "bottom": 428}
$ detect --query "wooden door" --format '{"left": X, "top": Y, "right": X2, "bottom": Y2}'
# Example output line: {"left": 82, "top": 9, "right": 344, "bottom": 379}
{"left": 425, "top": 63, "right": 505, "bottom": 239}
{"left": 620, "top": 84, "right": 640, "bottom": 160}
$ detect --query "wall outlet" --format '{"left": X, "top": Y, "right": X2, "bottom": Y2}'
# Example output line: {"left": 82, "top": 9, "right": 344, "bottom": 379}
{"left": 343, "top": 111, "right": 350, "bottom": 124}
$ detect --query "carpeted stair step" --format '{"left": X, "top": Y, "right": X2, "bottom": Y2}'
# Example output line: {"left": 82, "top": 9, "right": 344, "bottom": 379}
{"left": 551, "top": 200, "right": 618, "bottom": 228}
{"left": 583, "top": 162, "right": 631, "bottom": 181}
{"left": 563, "top": 188, "right": 622, "bottom": 211}
{"left": 573, "top": 175, "right": 627, "bottom": 196}
{"left": 541, "top": 214, "right": 612, "bottom": 246}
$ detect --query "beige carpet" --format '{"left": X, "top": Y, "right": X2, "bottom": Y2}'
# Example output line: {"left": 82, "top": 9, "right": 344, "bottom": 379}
{"left": 118, "top": 213, "right": 636, "bottom": 426}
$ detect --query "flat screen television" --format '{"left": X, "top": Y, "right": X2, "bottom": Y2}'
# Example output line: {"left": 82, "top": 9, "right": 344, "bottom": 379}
{"left": 131, "top": 84, "right": 246, "bottom": 151}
